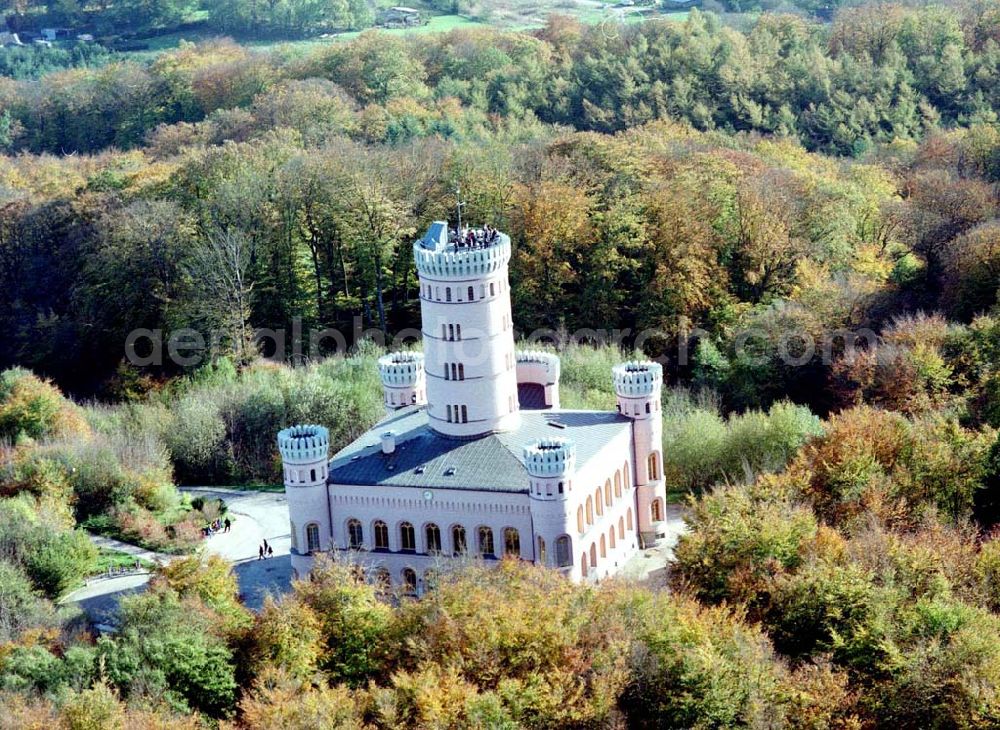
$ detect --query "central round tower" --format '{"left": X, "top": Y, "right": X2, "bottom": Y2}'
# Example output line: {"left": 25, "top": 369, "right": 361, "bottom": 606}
{"left": 414, "top": 221, "right": 520, "bottom": 438}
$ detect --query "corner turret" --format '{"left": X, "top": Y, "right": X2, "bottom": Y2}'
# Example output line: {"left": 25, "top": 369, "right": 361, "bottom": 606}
{"left": 516, "top": 350, "right": 561, "bottom": 409}
{"left": 612, "top": 361, "right": 666, "bottom": 547}
{"left": 378, "top": 352, "right": 426, "bottom": 414}
{"left": 278, "top": 424, "right": 331, "bottom": 576}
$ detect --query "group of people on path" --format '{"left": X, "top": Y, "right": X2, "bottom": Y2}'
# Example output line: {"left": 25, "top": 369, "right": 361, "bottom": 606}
{"left": 203, "top": 517, "right": 231, "bottom": 538}
{"left": 258, "top": 539, "right": 273, "bottom": 560}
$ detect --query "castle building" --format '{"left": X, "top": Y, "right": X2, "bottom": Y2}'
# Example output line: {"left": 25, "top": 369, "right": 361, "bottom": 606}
{"left": 278, "top": 222, "right": 668, "bottom": 593}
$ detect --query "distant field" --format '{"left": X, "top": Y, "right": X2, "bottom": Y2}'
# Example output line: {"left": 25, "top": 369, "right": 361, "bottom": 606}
{"left": 128, "top": 3, "right": 690, "bottom": 59}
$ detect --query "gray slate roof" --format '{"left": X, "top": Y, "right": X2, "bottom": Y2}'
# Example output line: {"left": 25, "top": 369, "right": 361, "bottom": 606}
{"left": 328, "top": 407, "right": 632, "bottom": 492}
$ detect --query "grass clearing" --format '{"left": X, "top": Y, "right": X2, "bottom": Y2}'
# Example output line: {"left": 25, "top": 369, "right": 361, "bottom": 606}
{"left": 123, "top": 3, "right": 689, "bottom": 59}
{"left": 94, "top": 547, "right": 155, "bottom": 574}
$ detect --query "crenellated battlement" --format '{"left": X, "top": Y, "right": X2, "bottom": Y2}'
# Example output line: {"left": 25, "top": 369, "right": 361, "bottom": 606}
{"left": 277, "top": 424, "right": 330, "bottom": 464}
{"left": 379, "top": 352, "right": 424, "bottom": 387}
{"left": 523, "top": 437, "right": 576, "bottom": 478}
{"left": 413, "top": 221, "right": 511, "bottom": 280}
{"left": 516, "top": 350, "right": 560, "bottom": 380}
{"left": 612, "top": 361, "right": 663, "bottom": 398}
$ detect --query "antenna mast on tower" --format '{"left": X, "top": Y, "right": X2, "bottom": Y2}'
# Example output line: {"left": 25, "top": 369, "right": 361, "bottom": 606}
{"left": 455, "top": 186, "right": 466, "bottom": 233}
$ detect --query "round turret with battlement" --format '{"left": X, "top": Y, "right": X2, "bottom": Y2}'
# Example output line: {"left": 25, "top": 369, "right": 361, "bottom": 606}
{"left": 413, "top": 221, "right": 512, "bottom": 280}
{"left": 378, "top": 352, "right": 426, "bottom": 413}
{"left": 416, "top": 221, "right": 520, "bottom": 438}
{"left": 611, "top": 360, "right": 666, "bottom": 546}
{"left": 524, "top": 437, "right": 576, "bottom": 480}
{"left": 278, "top": 424, "right": 332, "bottom": 575}
{"left": 278, "top": 424, "right": 330, "bottom": 466}
{"left": 516, "top": 350, "right": 561, "bottom": 409}
{"left": 612, "top": 361, "right": 663, "bottom": 400}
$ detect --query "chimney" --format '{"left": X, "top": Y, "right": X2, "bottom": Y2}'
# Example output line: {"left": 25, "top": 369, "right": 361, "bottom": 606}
{"left": 381, "top": 431, "right": 396, "bottom": 455}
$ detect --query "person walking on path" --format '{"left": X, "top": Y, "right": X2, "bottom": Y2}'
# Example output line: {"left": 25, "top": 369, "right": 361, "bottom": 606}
{"left": 263, "top": 538, "right": 270, "bottom": 555}
{"left": 267, "top": 544, "right": 273, "bottom": 558}
{"left": 258, "top": 545, "right": 264, "bottom": 560}
{"left": 224, "top": 518, "right": 231, "bottom": 533}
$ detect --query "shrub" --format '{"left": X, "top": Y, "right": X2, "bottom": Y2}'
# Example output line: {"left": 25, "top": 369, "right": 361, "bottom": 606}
{"left": 165, "top": 395, "right": 230, "bottom": 484}
{"left": 98, "top": 587, "right": 238, "bottom": 718}
{"left": 663, "top": 400, "right": 821, "bottom": 493}
{"left": 292, "top": 556, "right": 393, "bottom": 685}
{"left": 0, "top": 496, "right": 97, "bottom": 598}
{"left": 0, "top": 368, "right": 90, "bottom": 442}
{"left": 671, "top": 483, "right": 818, "bottom": 607}
{"left": 0, "top": 560, "right": 58, "bottom": 643}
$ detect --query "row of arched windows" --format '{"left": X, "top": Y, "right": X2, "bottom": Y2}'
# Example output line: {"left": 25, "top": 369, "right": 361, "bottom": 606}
{"left": 616, "top": 399, "right": 661, "bottom": 416}
{"left": 579, "top": 512, "right": 633, "bottom": 577}
{"left": 424, "top": 280, "right": 501, "bottom": 304}
{"left": 285, "top": 464, "right": 325, "bottom": 484}
{"left": 386, "top": 390, "right": 421, "bottom": 406}
{"left": 441, "top": 323, "right": 462, "bottom": 341}
{"left": 344, "top": 519, "right": 522, "bottom": 559}
{"left": 446, "top": 404, "right": 469, "bottom": 423}
{"left": 443, "top": 362, "right": 465, "bottom": 380}
{"left": 576, "top": 464, "right": 631, "bottom": 534}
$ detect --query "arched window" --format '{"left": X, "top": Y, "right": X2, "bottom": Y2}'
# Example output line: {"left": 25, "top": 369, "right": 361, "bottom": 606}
{"left": 402, "top": 568, "right": 417, "bottom": 595}
{"left": 577, "top": 506, "right": 585, "bottom": 534}
{"left": 448, "top": 324, "right": 455, "bottom": 341}
{"left": 446, "top": 287, "right": 452, "bottom": 302}
{"left": 310, "top": 468, "right": 316, "bottom": 481}
{"left": 446, "top": 405, "right": 452, "bottom": 423}
{"left": 589, "top": 542, "right": 597, "bottom": 568}
{"left": 305, "top": 523, "right": 320, "bottom": 554}
{"left": 555, "top": 536, "right": 572, "bottom": 567}
{"left": 452, "top": 525, "right": 467, "bottom": 555}
{"left": 373, "top": 567, "right": 391, "bottom": 590}
{"left": 444, "top": 363, "right": 450, "bottom": 380}
{"left": 347, "top": 519, "right": 363, "bottom": 549}
{"left": 624, "top": 463, "right": 630, "bottom": 489}
{"left": 609, "top": 526, "right": 616, "bottom": 549}
{"left": 652, "top": 499, "right": 663, "bottom": 522}
{"left": 373, "top": 520, "right": 389, "bottom": 550}
{"left": 478, "top": 526, "right": 495, "bottom": 558}
{"left": 614, "top": 472, "right": 621, "bottom": 498}
{"left": 458, "top": 363, "right": 464, "bottom": 380}
{"left": 648, "top": 451, "right": 661, "bottom": 481}
{"left": 627, "top": 508, "right": 633, "bottom": 531}
{"left": 468, "top": 286, "right": 474, "bottom": 301}
{"left": 537, "top": 536, "right": 546, "bottom": 565}
{"left": 461, "top": 405, "right": 468, "bottom": 423}
{"left": 600, "top": 534, "right": 607, "bottom": 558}
{"left": 399, "top": 522, "right": 416, "bottom": 552}
{"left": 456, "top": 324, "right": 462, "bottom": 340}
{"left": 604, "top": 479, "right": 612, "bottom": 506}
{"left": 490, "top": 282, "right": 495, "bottom": 296}
{"left": 581, "top": 552, "right": 588, "bottom": 577}
{"left": 595, "top": 488, "right": 604, "bottom": 516}
{"left": 425, "top": 523, "right": 442, "bottom": 554}
{"left": 645, "top": 402, "right": 650, "bottom": 414}
{"left": 618, "top": 516, "right": 625, "bottom": 540}
{"left": 585, "top": 496, "right": 593, "bottom": 525}
{"left": 450, "top": 363, "right": 457, "bottom": 380}
{"left": 503, "top": 527, "right": 520, "bottom": 558}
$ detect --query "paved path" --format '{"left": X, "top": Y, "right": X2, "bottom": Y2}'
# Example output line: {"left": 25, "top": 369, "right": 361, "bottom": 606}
{"left": 182, "top": 487, "right": 293, "bottom": 610}
{"left": 87, "top": 533, "right": 171, "bottom": 564}
{"left": 64, "top": 487, "right": 293, "bottom": 619}
{"left": 621, "top": 504, "right": 689, "bottom": 588}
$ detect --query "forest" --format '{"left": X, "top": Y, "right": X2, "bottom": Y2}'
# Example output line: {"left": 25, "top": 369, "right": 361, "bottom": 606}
{"left": 0, "top": 1, "right": 999, "bottom": 727}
